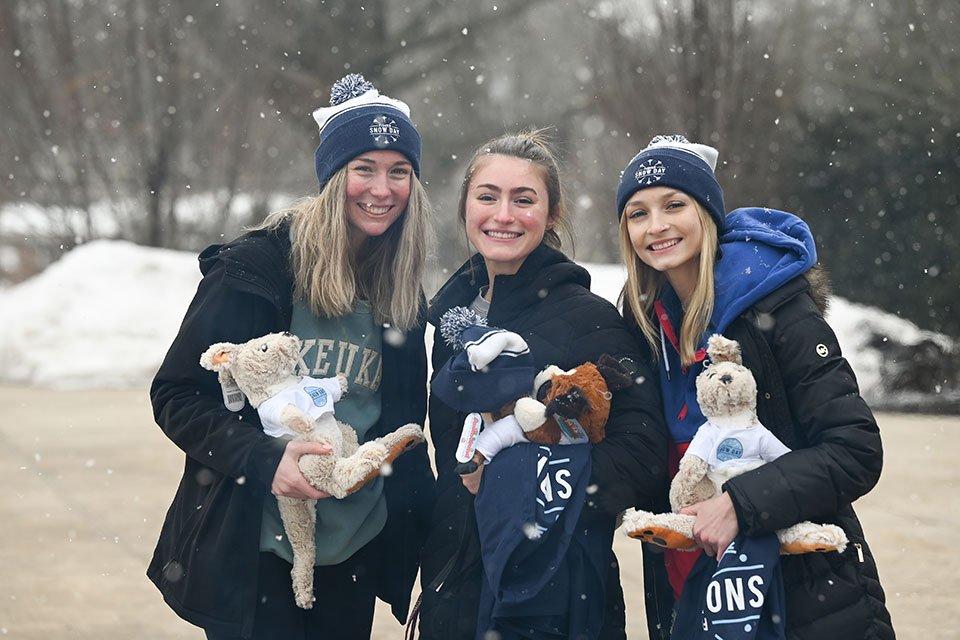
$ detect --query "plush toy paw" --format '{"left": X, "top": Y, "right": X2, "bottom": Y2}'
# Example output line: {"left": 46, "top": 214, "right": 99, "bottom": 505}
{"left": 344, "top": 424, "right": 425, "bottom": 495}
{"left": 379, "top": 424, "right": 425, "bottom": 467}
{"left": 777, "top": 521, "right": 848, "bottom": 555}
{"left": 628, "top": 525, "right": 699, "bottom": 550}
{"left": 622, "top": 509, "right": 698, "bottom": 550}
{"left": 514, "top": 396, "right": 548, "bottom": 433}
{"left": 293, "top": 585, "right": 314, "bottom": 610}
{"left": 669, "top": 454, "right": 715, "bottom": 512}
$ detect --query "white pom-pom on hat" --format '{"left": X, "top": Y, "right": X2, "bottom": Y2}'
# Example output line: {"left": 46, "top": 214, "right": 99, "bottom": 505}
{"left": 439, "top": 306, "right": 488, "bottom": 349}
{"left": 312, "top": 73, "right": 412, "bottom": 136}
{"left": 645, "top": 134, "right": 719, "bottom": 171}
{"left": 329, "top": 73, "right": 375, "bottom": 106}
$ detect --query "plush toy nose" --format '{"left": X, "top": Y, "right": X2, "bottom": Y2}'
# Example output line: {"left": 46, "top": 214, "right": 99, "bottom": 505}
{"left": 720, "top": 374, "right": 733, "bottom": 385}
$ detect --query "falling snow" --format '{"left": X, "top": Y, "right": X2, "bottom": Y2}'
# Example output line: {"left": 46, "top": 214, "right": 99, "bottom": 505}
{"left": 0, "top": 243, "right": 954, "bottom": 411}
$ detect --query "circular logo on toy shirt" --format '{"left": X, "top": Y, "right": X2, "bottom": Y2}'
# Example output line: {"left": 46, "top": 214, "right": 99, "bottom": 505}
{"left": 716, "top": 437, "right": 744, "bottom": 462}
{"left": 304, "top": 386, "right": 328, "bottom": 407}
{"left": 369, "top": 114, "right": 400, "bottom": 145}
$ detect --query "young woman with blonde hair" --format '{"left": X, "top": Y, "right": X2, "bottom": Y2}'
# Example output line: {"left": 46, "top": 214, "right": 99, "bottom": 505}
{"left": 148, "top": 74, "right": 434, "bottom": 640}
{"left": 615, "top": 135, "right": 894, "bottom": 639}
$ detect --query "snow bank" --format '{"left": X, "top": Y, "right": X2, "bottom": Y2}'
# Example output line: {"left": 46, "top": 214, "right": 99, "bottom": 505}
{"left": 0, "top": 240, "right": 200, "bottom": 388}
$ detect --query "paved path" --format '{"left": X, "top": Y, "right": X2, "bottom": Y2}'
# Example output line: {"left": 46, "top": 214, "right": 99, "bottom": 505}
{"left": 1, "top": 386, "right": 956, "bottom": 638}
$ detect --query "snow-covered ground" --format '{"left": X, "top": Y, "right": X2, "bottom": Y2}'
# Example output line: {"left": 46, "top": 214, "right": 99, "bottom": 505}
{"left": 0, "top": 240, "right": 955, "bottom": 411}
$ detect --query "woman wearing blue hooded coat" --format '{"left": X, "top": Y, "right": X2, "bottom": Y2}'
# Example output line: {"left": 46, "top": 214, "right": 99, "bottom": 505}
{"left": 614, "top": 135, "right": 895, "bottom": 639}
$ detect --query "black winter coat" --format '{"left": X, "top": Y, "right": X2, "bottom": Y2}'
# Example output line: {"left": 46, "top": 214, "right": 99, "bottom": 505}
{"left": 418, "top": 244, "right": 669, "bottom": 640}
{"left": 642, "top": 272, "right": 895, "bottom": 640}
{"left": 147, "top": 226, "right": 434, "bottom": 638}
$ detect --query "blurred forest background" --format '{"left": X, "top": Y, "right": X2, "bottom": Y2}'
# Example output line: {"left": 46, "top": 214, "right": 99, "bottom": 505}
{"left": 1, "top": 0, "right": 957, "bottom": 336}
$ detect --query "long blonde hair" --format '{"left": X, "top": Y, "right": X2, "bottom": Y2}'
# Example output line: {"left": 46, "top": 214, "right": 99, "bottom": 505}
{"left": 254, "top": 166, "right": 431, "bottom": 332}
{"left": 618, "top": 200, "right": 718, "bottom": 366}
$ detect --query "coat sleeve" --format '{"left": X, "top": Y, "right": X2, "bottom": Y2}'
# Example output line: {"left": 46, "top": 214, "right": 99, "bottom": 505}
{"left": 149, "top": 259, "right": 289, "bottom": 490}
{"left": 565, "top": 301, "right": 670, "bottom": 517}
{"left": 426, "top": 336, "right": 466, "bottom": 483}
{"left": 374, "top": 300, "right": 436, "bottom": 622}
{"left": 723, "top": 292, "right": 883, "bottom": 534}
{"left": 377, "top": 306, "right": 431, "bottom": 500}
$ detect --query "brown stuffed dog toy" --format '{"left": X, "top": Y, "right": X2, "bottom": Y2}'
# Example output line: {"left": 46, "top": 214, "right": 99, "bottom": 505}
{"left": 432, "top": 307, "right": 634, "bottom": 475}
{"left": 514, "top": 356, "right": 634, "bottom": 445}
{"left": 454, "top": 355, "right": 634, "bottom": 475}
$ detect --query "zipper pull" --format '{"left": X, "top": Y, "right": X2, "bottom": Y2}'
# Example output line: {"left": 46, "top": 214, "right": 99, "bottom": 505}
{"left": 854, "top": 542, "right": 864, "bottom": 563}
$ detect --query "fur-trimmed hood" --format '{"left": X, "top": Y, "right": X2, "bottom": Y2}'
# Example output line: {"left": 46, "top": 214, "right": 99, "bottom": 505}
{"left": 804, "top": 262, "right": 832, "bottom": 315}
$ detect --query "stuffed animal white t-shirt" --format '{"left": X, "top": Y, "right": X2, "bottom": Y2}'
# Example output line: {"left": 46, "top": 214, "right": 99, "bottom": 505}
{"left": 257, "top": 376, "right": 343, "bottom": 438}
{"left": 685, "top": 420, "right": 791, "bottom": 470}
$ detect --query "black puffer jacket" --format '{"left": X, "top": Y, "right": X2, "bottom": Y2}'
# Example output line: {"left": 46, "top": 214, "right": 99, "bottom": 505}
{"left": 642, "top": 272, "right": 895, "bottom": 640}
{"left": 147, "top": 226, "right": 434, "bottom": 638}
{"left": 418, "top": 244, "right": 669, "bottom": 640}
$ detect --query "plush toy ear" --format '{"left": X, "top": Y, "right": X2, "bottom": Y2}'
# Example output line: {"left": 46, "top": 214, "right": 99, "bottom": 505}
{"left": 546, "top": 386, "right": 591, "bottom": 419}
{"left": 200, "top": 342, "right": 235, "bottom": 370}
{"left": 595, "top": 354, "right": 633, "bottom": 392}
{"left": 200, "top": 342, "right": 237, "bottom": 386}
{"left": 706, "top": 334, "right": 742, "bottom": 366}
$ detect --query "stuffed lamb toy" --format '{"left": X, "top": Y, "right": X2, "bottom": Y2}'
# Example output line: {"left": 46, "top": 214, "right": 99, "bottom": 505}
{"left": 200, "top": 331, "right": 424, "bottom": 609}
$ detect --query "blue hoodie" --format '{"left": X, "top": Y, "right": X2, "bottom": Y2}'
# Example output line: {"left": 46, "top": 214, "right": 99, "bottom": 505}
{"left": 656, "top": 207, "right": 816, "bottom": 445}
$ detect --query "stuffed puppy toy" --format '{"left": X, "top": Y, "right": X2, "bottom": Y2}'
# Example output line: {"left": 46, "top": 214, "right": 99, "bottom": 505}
{"left": 622, "top": 333, "right": 847, "bottom": 555}
{"left": 513, "top": 354, "right": 633, "bottom": 446}
{"left": 432, "top": 307, "right": 634, "bottom": 474}
{"left": 200, "top": 331, "right": 424, "bottom": 609}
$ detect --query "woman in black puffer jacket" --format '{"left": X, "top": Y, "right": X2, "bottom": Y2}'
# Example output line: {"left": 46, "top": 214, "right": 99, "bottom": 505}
{"left": 614, "top": 134, "right": 894, "bottom": 639}
{"left": 417, "top": 131, "right": 669, "bottom": 640}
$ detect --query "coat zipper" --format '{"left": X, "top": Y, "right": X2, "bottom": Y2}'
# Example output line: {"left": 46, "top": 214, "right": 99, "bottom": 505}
{"left": 853, "top": 542, "right": 864, "bottom": 563}
{"left": 426, "top": 503, "right": 473, "bottom": 595}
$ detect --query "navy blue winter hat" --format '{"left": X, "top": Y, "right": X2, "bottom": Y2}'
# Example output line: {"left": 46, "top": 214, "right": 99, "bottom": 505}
{"left": 312, "top": 73, "right": 422, "bottom": 192}
{"left": 431, "top": 307, "right": 536, "bottom": 413}
{"left": 616, "top": 134, "right": 726, "bottom": 232}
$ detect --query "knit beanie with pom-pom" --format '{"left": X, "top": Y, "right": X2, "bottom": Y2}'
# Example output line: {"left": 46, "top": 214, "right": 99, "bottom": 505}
{"left": 431, "top": 307, "right": 535, "bottom": 413}
{"left": 312, "top": 73, "right": 421, "bottom": 192}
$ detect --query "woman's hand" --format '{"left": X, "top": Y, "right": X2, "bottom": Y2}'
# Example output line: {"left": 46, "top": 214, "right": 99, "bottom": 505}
{"left": 680, "top": 491, "right": 739, "bottom": 557}
{"left": 271, "top": 440, "right": 333, "bottom": 499}
{"left": 460, "top": 463, "right": 484, "bottom": 495}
